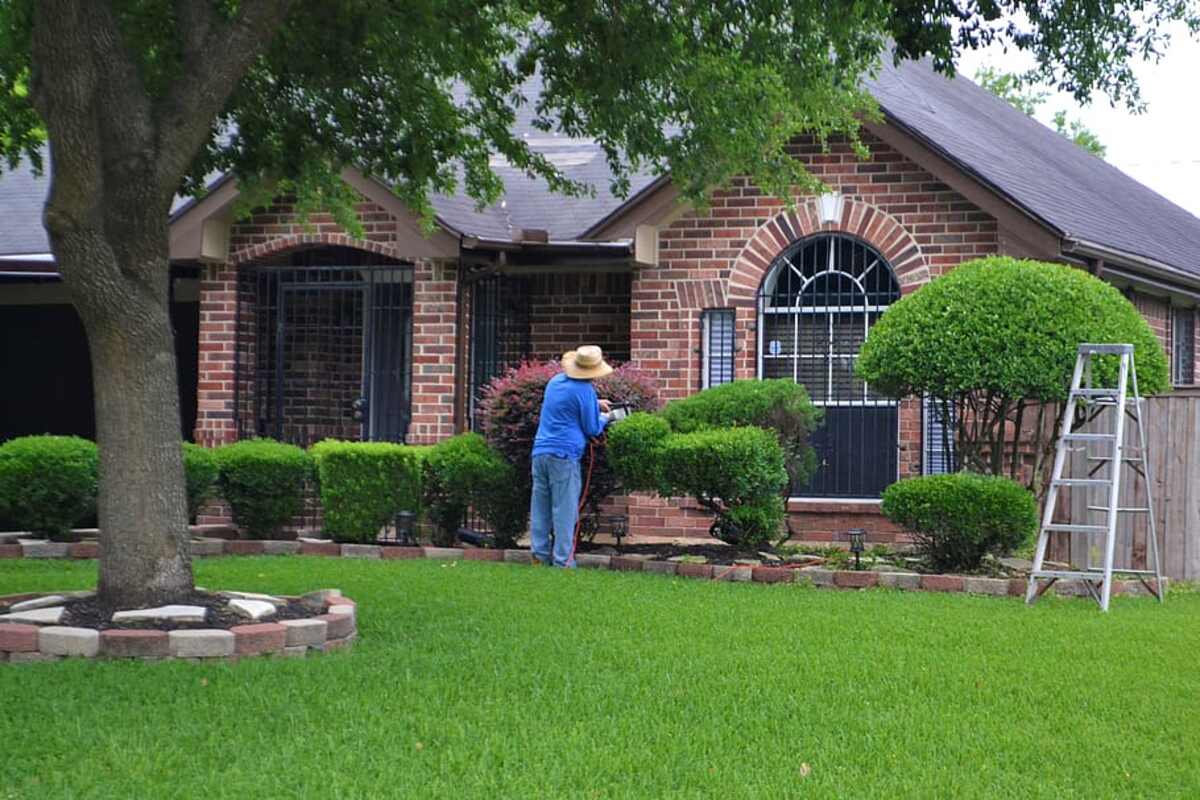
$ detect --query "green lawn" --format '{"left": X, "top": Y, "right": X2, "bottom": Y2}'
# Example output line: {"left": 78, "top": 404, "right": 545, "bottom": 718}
{"left": 1, "top": 557, "right": 1197, "bottom": 799}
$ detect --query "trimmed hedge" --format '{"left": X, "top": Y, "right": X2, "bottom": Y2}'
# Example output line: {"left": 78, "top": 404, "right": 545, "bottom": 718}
{"left": 182, "top": 442, "right": 219, "bottom": 522}
{"left": 311, "top": 440, "right": 426, "bottom": 544}
{"left": 215, "top": 439, "right": 311, "bottom": 540}
{"left": 881, "top": 473, "right": 1038, "bottom": 572}
{"left": 423, "top": 433, "right": 525, "bottom": 548}
{"left": 605, "top": 412, "right": 672, "bottom": 493}
{"left": 660, "top": 379, "right": 820, "bottom": 490}
{"left": 657, "top": 426, "right": 788, "bottom": 549}
{"left": 0, "top": 435, "right": 98, "bottom": 541}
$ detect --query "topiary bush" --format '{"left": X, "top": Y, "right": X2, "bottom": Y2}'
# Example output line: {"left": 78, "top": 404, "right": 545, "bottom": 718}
{"left": 477, "top": 360, "right": 660, "bottom": 539}
{"left": 215, "top": 438, "right": 311, "bottom": 540}
{"left": 881, "top": 472, "right": 1038, "bottom": 573}
{"left": 858, "top": 257, "right": 1170, "bottom": 492}
{"left": 656, "top": 426, "right": 789, "bottom": 549}
{"left": 310, "top": 440, "right": 426, "bottom": 544}
{"left": 423, "top": 433, "right": 525, "bottom": 548}
{"left": 0, "top": 435, "right": 98, "bottom": 541}
{"left": 660, "top": 379, "right": 821, "bottom": 491}
{"left": 605, "top": 412, "right": 672, "bottom": 493}
{"left": 182, "top": 442, "right": 219, "bottom": 522}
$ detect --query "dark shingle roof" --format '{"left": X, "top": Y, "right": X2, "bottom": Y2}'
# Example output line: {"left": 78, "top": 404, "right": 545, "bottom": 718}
{"left": 866, "top": 57, "right": 1200, "bottom": 277}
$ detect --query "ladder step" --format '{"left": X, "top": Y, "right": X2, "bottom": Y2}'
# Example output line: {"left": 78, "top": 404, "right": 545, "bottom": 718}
{"left": 1077, "top": 344, "right": 1134, "bottom": 355}
{"left": 1079, "top": 567, "right": 1160, "bottom": 576}
{"left": 1063, "top": 433, "right": 1117, "bottom": 442}
{"left": 1043, "top": 523, "right": 1108, "bottom": 534}
{"left": 1030, "top": 570, "right": 1105, "bottom": 581}
{"left": 1086, "top": 505, "right": 1150, "bottom": 513}
{"left": 1052, "top": 478, "right": 1112, "bottom": 487}
{"left": 1072, "top": 388, "right": 1121, "bottom": 398}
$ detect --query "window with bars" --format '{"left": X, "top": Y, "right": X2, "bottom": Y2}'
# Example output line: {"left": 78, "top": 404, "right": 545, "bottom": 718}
{"left": 701, "top": 309, "right": 736, "bottom": 388}
{"left": 923, "top": 397, "right": 957, "bottom": 475}
{"left": 1173, "top": 306, "right": 1195, "bottom": 385}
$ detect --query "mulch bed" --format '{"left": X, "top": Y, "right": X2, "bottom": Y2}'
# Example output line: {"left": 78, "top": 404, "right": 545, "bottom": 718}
{"left": 576, "top": 541, "right": 802, "bottom": 566}
{"left": 59, "top": 592, "right": 318, "bottom": 632}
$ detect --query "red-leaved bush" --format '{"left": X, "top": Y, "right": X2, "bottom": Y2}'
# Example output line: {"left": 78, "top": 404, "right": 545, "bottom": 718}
{"left": 477, "top": 360, "right": 660, "bottom": 538}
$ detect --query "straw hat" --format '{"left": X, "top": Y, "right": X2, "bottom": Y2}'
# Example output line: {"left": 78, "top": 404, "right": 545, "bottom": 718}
{"left": 561, "top": 345, "right": 613, "bottom": 380}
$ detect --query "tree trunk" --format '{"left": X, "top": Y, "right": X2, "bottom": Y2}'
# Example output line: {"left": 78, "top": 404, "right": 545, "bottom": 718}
{"left": 57, "top": 237, "right": 194, "bottom": 610}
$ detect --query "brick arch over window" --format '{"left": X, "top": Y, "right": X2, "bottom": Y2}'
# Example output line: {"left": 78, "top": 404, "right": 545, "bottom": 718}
{"left": 230, "top": 233, "right": 406, "bottom": 265}
{"left": 728, "top": 198, "right": 928, "bottom": 305}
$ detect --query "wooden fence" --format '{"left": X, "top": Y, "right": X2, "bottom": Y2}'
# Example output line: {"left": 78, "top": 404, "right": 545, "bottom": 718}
{"left": 1054, "top": 389, "right": 1200, "bottom": 580}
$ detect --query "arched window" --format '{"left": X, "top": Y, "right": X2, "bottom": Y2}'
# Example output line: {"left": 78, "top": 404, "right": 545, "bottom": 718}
{"left": 757, "top": 234, "right": 900, "bottom": 497}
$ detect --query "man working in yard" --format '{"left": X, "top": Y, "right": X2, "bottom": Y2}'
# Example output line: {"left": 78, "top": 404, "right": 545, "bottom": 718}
{"left": 530, "top": 345, "right": 614, "bottom": 568}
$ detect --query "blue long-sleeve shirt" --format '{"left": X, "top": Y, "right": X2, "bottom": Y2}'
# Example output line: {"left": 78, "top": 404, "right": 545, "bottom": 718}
{"left": 531, "top": 372, "right": 608, "bottom": 461}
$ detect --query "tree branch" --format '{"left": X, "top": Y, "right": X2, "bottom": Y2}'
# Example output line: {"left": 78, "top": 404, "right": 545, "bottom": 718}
{"left": 154, "top": 0, "right": 295, "bottom": 191}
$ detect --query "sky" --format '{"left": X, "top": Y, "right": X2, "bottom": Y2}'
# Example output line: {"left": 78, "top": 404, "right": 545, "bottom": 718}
{"left": 954, "top": 21, "right": 1200, "bottom": 220}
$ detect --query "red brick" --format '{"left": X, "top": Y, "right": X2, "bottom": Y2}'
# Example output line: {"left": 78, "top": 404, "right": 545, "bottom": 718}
{"left": 1008, "top": 579, "right": 1028, "bottom": 597}
{"left": 0, "top": 545, "right": 22, "bottom": 559}
{"left": 225, "top": 540, "right": 266, "bottom": 556}
{"left": 299, "top": 541, "right": 340, "bottom": 557}
{"left": 380, "top": 546, "right": 425, "bottom": 560}
{"left": 231, "top": 623, "right": 287, "bottom": 656}
{"left": 0, "top": 623, "right": 40, "bottom": 652}
{"left": 920, "top": 575, "right": 965, "bottom": 593}
{"left": 69, "top": 541, "right": 99, "bottom": 559}
{"left": 676, "top": 563, "right": 713, "bottom": 579}
{"left": 318, "top": 613, "right": 355, "bottom": 639}
{"left": 752, "top": 566, "right": 795, "bottom": 584}
{"left": 463, "top": 548, "right": 505, "bottom": 562}
{"left": 834, "top": 571, "right": 880, "bottom": 589}
{"left": 609, "top": 556, "right": 644, "bottom": 572}
{"left": 100, "top": 629, "right": 170, "bottom": 658}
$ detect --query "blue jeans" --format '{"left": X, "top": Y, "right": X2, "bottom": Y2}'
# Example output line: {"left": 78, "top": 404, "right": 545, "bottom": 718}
{"left": 529, "top": 454, "right": 581, "bottom": 568}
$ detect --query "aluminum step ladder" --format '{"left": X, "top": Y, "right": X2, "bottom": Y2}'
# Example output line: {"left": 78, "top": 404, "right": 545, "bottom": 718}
{"left": 1026, "top": 343, "right": 1164, "bottom": 611}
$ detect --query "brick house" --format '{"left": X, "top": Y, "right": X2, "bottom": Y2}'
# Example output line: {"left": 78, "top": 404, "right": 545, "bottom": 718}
{"left": 3, "top": 56, "right": 1200, "bottom": 541}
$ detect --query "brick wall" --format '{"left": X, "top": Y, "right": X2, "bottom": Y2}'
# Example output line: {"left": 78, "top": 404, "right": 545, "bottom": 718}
{"left": 628, "top": 132, "right": 1001, "bottom": 540}
{"left": 527, "top": 272, "right": 632, "bottom": 363}
{"left": 193, "top": 197, "right": 459, "bottom": 450}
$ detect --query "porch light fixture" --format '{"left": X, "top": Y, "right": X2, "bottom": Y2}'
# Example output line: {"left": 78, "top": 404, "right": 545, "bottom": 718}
{"left": 847, "top": 528, "right": 867, "bottom": 570}
{"left": 394, "top": 510, "right": 417, "bottom": 546}
{"left": 817, "top": 192, "right": 844, "bottom": 226}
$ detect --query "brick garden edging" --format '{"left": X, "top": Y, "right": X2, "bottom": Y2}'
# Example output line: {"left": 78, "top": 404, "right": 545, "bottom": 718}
{"left": 0, "top": 590, "right": 357, "bottom": 664}
{"left": 0, "top": 537, "right": 1168, "bottom": 603}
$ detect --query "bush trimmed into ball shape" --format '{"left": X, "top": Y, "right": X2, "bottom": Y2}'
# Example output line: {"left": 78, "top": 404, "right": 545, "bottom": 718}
{"left": 881, "top": 473, "right": 1037, "bottom": 573}
{"left": 657, "top": 427, "right": 788, "bottom": 549}
{"left": 215, "top": 439, "right": 311, "bottom": 540}
{"left": 660, "top": 379, "right": 821, "bottom": 489}
{"left": 0, "top": 435, "right": 98, "bottom": 541}
{"left": 857, "top": 257, "right": 1169, "bottom": 401}
{"left": 606, "top": 412, "right": 672, "bottom": 493}
{"left": 310, "top": 440, "right": 427, "bottom": 544}
{"left": 182, "top": 442, "right": 219, "bottom": 521}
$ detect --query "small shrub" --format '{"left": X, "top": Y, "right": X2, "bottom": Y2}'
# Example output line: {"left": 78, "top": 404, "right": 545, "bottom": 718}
{"left": 423, "top": 433, "right": 525, "bottom": 548}
{"left": 182, "top": 443, "right": 219, "bottom": 522}
{"left": 605, "top": 412, "right": 672, "bottom": 493}
{"left": 881, "top": 473, "right": 1038, "bottom": 572}
{"left": 215, "top": 439, "right": 311, "bottom": 540}
{"left": 310, "top": 440, "right": 426, "bottom": 544}
{"left": 657, "top": 427, "right": 788, "bottom": 549}
{"left": 661, "top": 380, "right": 821, "bottom": 490}
{"left": 0, "top": 435, "right": 98, "bottom": 541}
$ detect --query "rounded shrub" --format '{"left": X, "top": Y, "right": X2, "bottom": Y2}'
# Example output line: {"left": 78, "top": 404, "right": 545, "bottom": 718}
{"left": 310, "top": 440, "right": 427, "bottom": 544}
{"left": 660, "top": 379, "right": 821, "bottom": 489}
{"left": 0, "top": 435, "right": 98, "bottom": 541}
{"left": 423, "top": 433, "right": 525, "bottom": 548}
{"left": 657, "top": 426, "right": 788, "bottom": 549}
{"left": 881, "top": 473, "right": 1038, "bottom": 573}
{"left": 182, "top": 442, "right": 219, "bottom": 522}
{"left": 858, "top": 257, "right": 1169, "bottom": 400}
{"left": 605, "top": 412, "right": 672, "bottom": 493}
{"left": 215, "top": 438, "right": 311, "bottom": 540}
